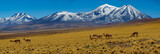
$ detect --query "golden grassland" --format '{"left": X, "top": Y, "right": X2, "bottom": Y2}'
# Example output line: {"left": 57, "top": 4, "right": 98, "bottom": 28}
{"left": 0, "top": 21, "right": 160, "bottom": 54}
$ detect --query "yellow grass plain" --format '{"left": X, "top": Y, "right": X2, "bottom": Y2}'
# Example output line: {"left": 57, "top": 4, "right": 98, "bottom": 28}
{"left": 0, "top": 21, "right": 160, "bottom": 54}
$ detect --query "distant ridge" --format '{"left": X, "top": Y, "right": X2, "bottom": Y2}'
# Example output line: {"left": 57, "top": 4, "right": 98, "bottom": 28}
{"left": 128, "top": 18, "right": 160, "bottom": 23}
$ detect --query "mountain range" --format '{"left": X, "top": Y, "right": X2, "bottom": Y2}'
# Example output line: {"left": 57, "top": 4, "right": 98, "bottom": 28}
{"left": 0, "top": 4, "right": 151, "bottom": 30}
{"left": 34, "top": 4, "right": 151, "bottom": 24}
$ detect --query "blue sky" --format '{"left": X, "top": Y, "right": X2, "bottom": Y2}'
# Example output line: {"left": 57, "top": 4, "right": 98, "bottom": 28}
{"left": 0, "top": 0, "right": 159, "bottom": 18}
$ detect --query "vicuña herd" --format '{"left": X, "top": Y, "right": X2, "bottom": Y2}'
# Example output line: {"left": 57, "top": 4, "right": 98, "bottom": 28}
{"left": 9, "top": 32, "right": 139, "bottom": 43}
{"left": 10, "top": 38, "right": 31, "bottom": 44}
{"left": 90, "top": 32, "right": 139, "bottom": 40}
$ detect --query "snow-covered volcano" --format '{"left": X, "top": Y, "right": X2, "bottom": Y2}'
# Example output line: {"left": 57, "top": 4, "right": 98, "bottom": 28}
{"left": 39, "top": 11, "right": 83, "bottom": 22}
{"left": 0, "top": 13, "right": 36, "bottom": 25}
